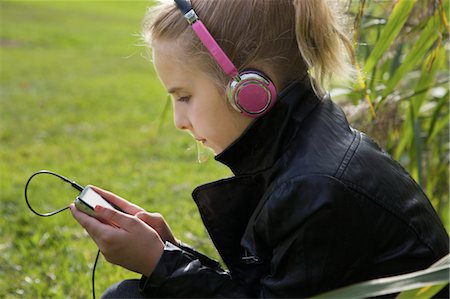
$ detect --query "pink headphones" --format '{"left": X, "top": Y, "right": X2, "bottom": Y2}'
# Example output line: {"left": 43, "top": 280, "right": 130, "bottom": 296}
{"left": 174, "top": 0, "right": 277, "bottom": 118}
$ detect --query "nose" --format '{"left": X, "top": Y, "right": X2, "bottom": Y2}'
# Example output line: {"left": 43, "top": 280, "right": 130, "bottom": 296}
{"left": 173, "top": 103, "right": 190, "bottom": 131}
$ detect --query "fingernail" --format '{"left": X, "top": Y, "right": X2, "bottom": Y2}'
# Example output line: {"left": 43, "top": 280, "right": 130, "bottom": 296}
{"left": 95, "top": 205, "right": 104, "bottom": 212}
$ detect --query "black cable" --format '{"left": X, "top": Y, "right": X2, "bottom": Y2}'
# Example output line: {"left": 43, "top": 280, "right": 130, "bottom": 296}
{"left": 93, "top": 249, "right": 101, "bottom": 299}
{"left": 24, "top": 170, "right": 84, "bottom": 217}
{"left": 24, "top": 170, "right": 98, "bottom": 299}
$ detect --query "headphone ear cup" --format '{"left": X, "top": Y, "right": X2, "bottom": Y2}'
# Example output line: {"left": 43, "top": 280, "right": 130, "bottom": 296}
{"left": 227, "top": 71, "right": 277, "bottom": 118}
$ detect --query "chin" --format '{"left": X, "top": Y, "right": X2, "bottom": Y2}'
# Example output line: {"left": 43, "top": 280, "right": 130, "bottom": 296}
{"left": 210, "top": 146, "right": 221, "bottom": 155}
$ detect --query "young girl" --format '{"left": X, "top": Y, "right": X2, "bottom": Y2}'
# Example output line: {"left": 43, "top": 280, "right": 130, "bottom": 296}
{"left": 70, "top": 0, "right": 449, "bottom": 297}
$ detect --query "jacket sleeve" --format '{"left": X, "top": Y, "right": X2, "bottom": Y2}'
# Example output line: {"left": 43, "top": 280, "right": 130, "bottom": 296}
{"left": 139, "top": 242, "right": 255, "bottom": 298}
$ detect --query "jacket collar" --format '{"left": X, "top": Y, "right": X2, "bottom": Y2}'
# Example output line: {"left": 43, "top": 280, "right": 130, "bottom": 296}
{"left": 193, "top": 78, "right": 322, "bottom": 269}
{"left": 215, "top": 77, "right": 321, "bottom": 176}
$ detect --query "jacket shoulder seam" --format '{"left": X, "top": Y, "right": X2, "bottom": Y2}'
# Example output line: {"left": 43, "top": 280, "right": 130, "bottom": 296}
{"left": 342, "top": 179, "right": 440, "bottom": 258}
{"left": 334, "top": 130, "right": 361, "bottom": 179}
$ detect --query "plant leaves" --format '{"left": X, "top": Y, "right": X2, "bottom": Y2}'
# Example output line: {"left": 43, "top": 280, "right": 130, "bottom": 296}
{"left": 158, "top": 94, "right": 172, "bottom": 134}
{"left": 381, "top": 9, "right": 443, "bottom": 100}
{"left": 362, "top": 0, "right": 417, "bottom": 75}
{"left": 312, "top": 254, "right": 449, "bottom": 299}
{"left": 396, "top": 283, "right": 448, "bottom": 299}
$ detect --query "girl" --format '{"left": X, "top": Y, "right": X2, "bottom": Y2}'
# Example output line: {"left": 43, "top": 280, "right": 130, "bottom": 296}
{"left": 70, "top": 0, "right": 449, "bottom": 298}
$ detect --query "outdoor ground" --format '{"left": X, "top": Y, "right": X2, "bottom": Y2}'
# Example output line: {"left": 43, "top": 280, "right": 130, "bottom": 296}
{"left": 0, "top": 1, "right": 228, "bottom": 297}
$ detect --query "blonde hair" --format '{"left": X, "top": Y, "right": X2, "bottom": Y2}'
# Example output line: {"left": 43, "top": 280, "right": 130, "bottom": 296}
{"left": 142, "top": 0, "right": 354, "bottom": 95}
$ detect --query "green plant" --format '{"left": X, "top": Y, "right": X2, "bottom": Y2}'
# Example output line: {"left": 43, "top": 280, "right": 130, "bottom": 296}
{"left": 312, "top": 254, "right": 449, "bottom": 299}
{"left": 334, "top": 0, "right": 449, "bottom": 229}
{"left": 321, "top": 0, "right": 450, "bottom": 296}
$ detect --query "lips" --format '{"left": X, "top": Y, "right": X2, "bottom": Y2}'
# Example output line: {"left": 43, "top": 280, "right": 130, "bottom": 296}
{"left": 190, "top": 132, "right": 206, "bottom": 144}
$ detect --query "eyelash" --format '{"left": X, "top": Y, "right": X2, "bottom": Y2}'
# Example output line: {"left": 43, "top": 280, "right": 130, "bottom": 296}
{"left": 176, "top": 96, "right": 191, "bottom": 103}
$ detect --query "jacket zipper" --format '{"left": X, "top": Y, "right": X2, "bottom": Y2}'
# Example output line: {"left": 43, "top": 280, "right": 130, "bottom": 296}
{"left": 242, "top": 249, "right": 262, "bottom": 264}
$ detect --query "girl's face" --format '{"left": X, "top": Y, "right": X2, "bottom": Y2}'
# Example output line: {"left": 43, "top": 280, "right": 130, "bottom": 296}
{"left": 152, "top": 39, "right": 253, "bottom": 154}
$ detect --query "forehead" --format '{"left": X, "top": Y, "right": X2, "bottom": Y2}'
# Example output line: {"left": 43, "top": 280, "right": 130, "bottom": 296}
{"left": 152, "top": 39, "right": 186, "bottom": 71}
{"left": 152, "top": 39, "right": 193, "bottom": 89}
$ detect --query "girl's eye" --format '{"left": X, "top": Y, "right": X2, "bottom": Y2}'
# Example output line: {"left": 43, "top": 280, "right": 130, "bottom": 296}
{"left": 177, "top": 96, "right": 191, "bottom": 103}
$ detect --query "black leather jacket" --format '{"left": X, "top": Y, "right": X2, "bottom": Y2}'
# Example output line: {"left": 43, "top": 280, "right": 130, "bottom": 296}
{"left": 139, "top": 79, "right": 449, "bottom": 298}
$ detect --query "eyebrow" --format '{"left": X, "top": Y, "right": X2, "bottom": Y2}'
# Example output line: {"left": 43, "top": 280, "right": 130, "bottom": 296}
{"left": 167, "top": 87, "right": 183, "bottom": 94}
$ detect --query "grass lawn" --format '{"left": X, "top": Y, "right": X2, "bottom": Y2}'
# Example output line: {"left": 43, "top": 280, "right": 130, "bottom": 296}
{"left": 0, "top": 1, "right": 229, "bottom": 297}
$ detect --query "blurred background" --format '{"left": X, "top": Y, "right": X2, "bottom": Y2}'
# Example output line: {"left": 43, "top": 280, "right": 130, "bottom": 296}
{"left": 0, "top": 0, "right": 448, "bottom": 297}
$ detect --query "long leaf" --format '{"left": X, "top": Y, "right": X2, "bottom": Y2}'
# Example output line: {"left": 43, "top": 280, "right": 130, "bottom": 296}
{"left": 392, "top": 47, "right": 443, "bottom": 160}
{"left": 412, "top": 110, "right": 423, "bottom": 187}
{"left": 362, "top": 0, "right": 417, "bottom": 75}
{"left": 380, "top": 17, "right": 441, "bottom": 100}
{"left": 427, "top": 112, "right": 450, "bottom": 144}
{"left": 394, "top": 112, "right": 413, "bottom": 160}
{"left": 426, "top": 91, "right": 449, "bottom": 145}
{"left": 312, "top": 256, "right": 449, "bottom": 299}
{"left": 396, "top": 283, "right": 448, "bottom": 299}
{"left": 158, "top": 94, "right": 172, "bottom": 134}
{"left": 398, "top": 256, "right": 450, "bottom": 298}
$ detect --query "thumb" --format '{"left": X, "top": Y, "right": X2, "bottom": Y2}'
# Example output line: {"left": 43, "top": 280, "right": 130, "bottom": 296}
{"left": 95, "top": 205, "right": 135, "bottom": 230}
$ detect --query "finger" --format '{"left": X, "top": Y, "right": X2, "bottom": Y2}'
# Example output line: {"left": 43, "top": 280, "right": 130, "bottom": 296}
{"left": 70, "top": 204, "right": 124, "bottom": 254}
{"left": 90, "top": 186, "right": 144, "bottom": 215}
{"left": 94, "top": 205, "right": 137, "bottom": 231}
{"left": 135, "top": 211, "right": 150, "bottom": 223}
{"left": 70, "top": 204, "right": 113, "bottom": 237}
{"left": 135, "top": 211, "right": 179, "bottom": 246}
{"left": 135, "top": 211, "right": 162, "bottom": 226}
{"left": 70, "top": 203, "right": 95, "bottom": 227}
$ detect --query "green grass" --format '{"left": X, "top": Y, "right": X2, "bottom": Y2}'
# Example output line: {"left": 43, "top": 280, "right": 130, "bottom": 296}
{"left": 0, "top": 1, "right": 229, "bottom": 297}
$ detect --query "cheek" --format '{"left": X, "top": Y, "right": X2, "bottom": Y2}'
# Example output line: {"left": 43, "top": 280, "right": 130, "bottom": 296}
{"left": 195, "top": 94, "right": 230, "bottom": 123}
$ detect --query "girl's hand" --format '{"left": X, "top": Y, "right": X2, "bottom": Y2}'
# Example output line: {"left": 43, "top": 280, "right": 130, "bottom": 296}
{"left": 90, "top": 186, "right": 144, "bottom": 216}
{"left": 135, "top": 211, "right": 180, "bottom": 246}
{"left": 90, "top": 186, "right": 179, "bottom": 245}
{"left": 70, "top": 204, "right": 164, "bottom": 276}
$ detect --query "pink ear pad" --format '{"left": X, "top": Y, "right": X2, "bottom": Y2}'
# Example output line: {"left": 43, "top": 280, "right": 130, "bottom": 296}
{"left": 228, "top": 71, "right": 277, "bottom": 118}
{"left": 238, "top": 84, "right": 272, "bottom": 113}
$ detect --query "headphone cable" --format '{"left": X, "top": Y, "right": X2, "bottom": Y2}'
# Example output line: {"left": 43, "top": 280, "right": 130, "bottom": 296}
{"left": 24, "top": 170, "right": 99, "bottom": 299}
{"left": 24, "top": 170, "right": 84, "bottom": 216}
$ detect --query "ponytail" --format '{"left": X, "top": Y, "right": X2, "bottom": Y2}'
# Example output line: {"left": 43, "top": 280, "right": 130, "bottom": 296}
{"left": 293, "top": 0, "right": 355, "bottom": 94}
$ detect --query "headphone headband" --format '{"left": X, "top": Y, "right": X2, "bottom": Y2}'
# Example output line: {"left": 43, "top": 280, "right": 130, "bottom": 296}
{"left": 174, "top": 0, "right": 239, "bottom": 79}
